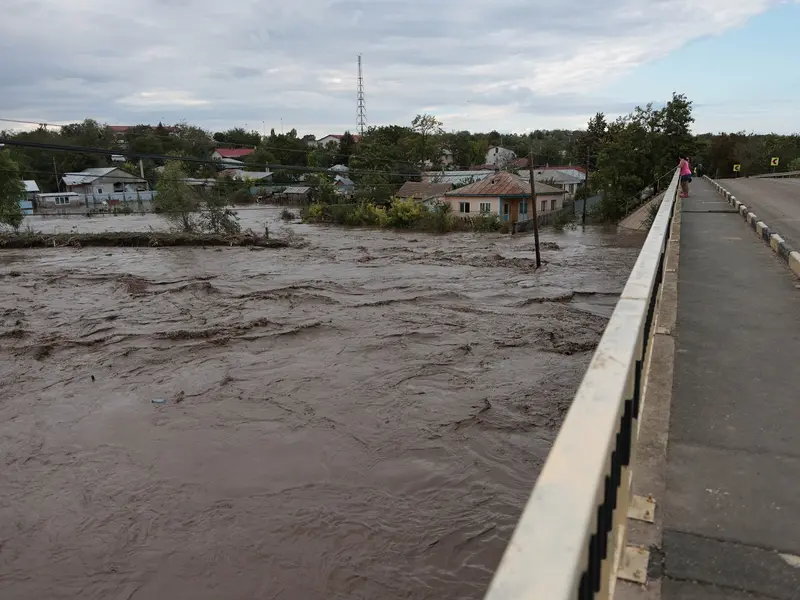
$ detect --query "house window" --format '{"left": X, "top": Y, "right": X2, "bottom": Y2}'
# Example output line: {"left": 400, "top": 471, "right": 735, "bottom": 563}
{"left": 541, "top": 200, "right": 547, "bottom": 213}
{"left": 459, "top": 201, "right": 470, "bottom": 214}
{"left": 97, "top": 188, "right": 103, "bottom": 194}
{"left": 520, "top": 200, "right": 528, "bottom": 215}
{"left": 551, "top": 199, "right": 557, "bottom": 210}
{"left": 114, "top": 182, "right": 124, "bottom": 192}
{"left": 55, "top": 196, "right": 70, "bottom": 205}
{"left": 479, "top": 202, "right": 491, "bottom": 213}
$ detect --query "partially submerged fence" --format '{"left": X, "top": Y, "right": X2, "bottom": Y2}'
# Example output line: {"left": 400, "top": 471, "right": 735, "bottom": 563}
{"left": 483, "top": 168, "right": 680, "bottom": 600}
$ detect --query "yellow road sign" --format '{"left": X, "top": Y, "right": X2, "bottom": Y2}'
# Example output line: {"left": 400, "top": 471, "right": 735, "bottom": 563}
{"left": 733, "top": 164, "right": 741, "bottom": 172}
{"left": 771, "top": 157, "right": 780, "bottom": 166}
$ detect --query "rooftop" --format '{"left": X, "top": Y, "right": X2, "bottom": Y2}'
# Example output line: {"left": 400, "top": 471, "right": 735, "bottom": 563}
{"left": 283, "top": 186, "right": 312, "bottom": 195}
{"left": 395, "top": 181, "right": 453, "bottom": 200}
{"left": 445, "top": 171, "right": 565, "bottom": 197}
{"left": 421, "top": 170, "right": 494, "bottom": 186}
{"left": 62, "top": 167, "right": 145, "bottom": 186}
{"left": 213, "top": 148, "right": 255, "bottom": 159}
{"left": 23, "top": 180, "right": 40, "bottom": 193}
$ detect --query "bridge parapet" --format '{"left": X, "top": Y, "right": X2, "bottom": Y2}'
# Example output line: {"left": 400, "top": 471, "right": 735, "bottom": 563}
{"left": 483, "top": 168, "right": 681, "bottom": 600}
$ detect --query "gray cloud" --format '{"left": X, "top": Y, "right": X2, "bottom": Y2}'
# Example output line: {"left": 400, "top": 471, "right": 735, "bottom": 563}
{"left": 0, "top": 0, "right": 784, "bottom": 134}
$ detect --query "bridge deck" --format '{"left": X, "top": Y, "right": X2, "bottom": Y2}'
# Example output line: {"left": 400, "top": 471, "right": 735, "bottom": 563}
{"left": 661, "top": 178, "right": 800, "bottom": 598}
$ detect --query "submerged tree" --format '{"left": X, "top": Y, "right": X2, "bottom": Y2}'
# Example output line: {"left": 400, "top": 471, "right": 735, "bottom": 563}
{"left": 154, "top": 159, "right": 198, "bottom": 232}
{"left": 0, "top": 150, "right": 25, "bottom": 231}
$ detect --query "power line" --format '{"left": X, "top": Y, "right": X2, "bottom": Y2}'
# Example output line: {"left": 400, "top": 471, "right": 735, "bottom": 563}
{"left": 0, "top": 138, "right": 430, "bottom": 179}
{"left": 0, "top": 116, "right": 421, "bottom": 170}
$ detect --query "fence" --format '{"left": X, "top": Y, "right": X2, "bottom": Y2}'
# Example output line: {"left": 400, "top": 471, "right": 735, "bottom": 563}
{"left": 483, "top": 168, "right": 680, "bottom": 600}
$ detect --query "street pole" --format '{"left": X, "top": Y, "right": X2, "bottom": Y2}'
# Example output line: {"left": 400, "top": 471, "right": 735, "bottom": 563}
{"left": 528, "top": 149, "right": 541, "bottom": 268}
{"left": 582, "top": 149, "right": 589, "bottom": 225}
{"left": 52, "top": 157, "right": 59, "bottom": 190}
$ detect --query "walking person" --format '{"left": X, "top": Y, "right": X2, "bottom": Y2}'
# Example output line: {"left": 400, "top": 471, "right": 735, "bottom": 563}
{"left": 679, "top": 155, "right": 692, "bottom": 198}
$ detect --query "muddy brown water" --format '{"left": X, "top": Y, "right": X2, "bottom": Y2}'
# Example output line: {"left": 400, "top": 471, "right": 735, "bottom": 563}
{"left": 0, "top": 207, "right": 645, "bottom": 600}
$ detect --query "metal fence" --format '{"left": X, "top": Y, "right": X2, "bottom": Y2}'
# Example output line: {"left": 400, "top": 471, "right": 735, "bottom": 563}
{"left": 483, "top": 168, "right": 680, "bottom": 600}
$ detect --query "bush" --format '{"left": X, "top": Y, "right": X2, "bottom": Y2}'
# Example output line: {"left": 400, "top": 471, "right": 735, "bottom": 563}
{"left": 470, "top": 212, "right": 503, "bottom": 232}
{"left": 386, "top": 197, "right": 423, "bottom": 228}
{"left": 281, "top": 208, "right": 297, "bottom": 220}
{"left": 305, "top": 203, "right": 325, "bottom": 221}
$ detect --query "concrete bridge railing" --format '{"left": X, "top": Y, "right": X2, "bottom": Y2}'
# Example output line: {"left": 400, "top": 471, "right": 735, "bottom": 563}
{"left": 483, "top": 168, "right": 681, "bottom": 600}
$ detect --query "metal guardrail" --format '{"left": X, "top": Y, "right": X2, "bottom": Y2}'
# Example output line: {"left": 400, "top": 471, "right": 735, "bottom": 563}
{"left": 751, "top": 170, "right": 800, "bottom": 179}
{"left": 483, "top": 168, "right": 681, "bottom": 600}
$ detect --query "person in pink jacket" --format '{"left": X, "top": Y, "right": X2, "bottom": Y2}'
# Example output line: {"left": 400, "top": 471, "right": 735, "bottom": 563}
{"left": 679, "top": 156, "right": 692, "bottom": 198}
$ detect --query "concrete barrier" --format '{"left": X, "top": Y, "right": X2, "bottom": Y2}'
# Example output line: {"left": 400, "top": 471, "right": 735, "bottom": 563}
{"left": 706, "top": 176, "right": 799, "bottom": 277}
{"left": 790, "top": 252, "right": 800, "bottom": 277}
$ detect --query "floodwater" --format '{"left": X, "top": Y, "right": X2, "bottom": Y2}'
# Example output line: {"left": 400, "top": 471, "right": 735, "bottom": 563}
{"left": 0, "top": 207, "right": 645, "bottom": 600}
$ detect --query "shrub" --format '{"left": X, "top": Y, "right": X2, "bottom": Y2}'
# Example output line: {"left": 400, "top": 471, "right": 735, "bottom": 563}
{"left": 471, "top": 212, "right": 503, "bottom": 232}
{"left": 281, "top": 208, "right": 297, "bottom": 220}
{"left": 386, "top": 197, "right": 423, "bottom": 228}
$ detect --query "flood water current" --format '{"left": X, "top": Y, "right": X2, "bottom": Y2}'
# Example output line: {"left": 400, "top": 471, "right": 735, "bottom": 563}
{"left": 0, "top": 207, "right": 646, "bottom": 599}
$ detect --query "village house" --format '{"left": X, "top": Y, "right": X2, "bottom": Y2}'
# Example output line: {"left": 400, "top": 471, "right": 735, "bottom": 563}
{"left": 282, "top": 186, "right": 313, "bottom": 203}
{"left": 484, "top": 146, "right": 517, "bottom": 167}
{"left": 62, "top": 167, "right": 148, "bottom": 195}
{"left": 35, "top": 192, "right": 83, "bottom": 210}
{"left": 19, "top": 180, "right": 39, "bottom": 215}
{"left": 421, "top": 170, "right": 494, "bottom": 187}
{"left": 394, "top": 181, "right": 454, "bottom": 203}
{"left": 333, "top": 175, "right": 355, "bottom": 197}
{"left": 211, "top": 148, "right": 255, "bottom": 162}
{"left": 518, "top": 169, "right": 584, "bottom": 199}
{"left": 308, "top": 134, "right": 362, "bottom": 148}
{"left": 217, "top": 169, "right": 272, "bottom": 183}
{"left": 443, "top": 171, "right": 566, "bottom": 223}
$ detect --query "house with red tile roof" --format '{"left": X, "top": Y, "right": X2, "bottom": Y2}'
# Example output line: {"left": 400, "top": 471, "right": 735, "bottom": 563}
{"left": 211, "top": 148, "right": 255, "bottom": 160}
{"left": 443, "top": 171, "right": 566, "bottom": 223}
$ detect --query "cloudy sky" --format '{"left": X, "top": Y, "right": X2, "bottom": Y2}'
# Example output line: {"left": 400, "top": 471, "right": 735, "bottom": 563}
{"left": 1, "top": 0, "right": 798, "bottom": 136}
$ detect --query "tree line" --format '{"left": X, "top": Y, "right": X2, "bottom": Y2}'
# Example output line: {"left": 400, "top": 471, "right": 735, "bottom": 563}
{"left": 1, "top": 97, "right": 799, "bottom": 229}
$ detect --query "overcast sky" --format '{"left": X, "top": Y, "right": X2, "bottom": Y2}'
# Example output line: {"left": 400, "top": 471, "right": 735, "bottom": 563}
{"left": 1, "top": 0, "right": 797, "bottom": 136}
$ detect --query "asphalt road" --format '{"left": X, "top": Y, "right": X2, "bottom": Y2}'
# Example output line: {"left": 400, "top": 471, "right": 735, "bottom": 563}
{"left": 716, "top": 177, "right": 800, "bottom": 248}
{"left": 662, "top": 179, "right": 800, "bottom": 599}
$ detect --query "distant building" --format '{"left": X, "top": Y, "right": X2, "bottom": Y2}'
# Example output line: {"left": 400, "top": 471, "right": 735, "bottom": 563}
{"left": 19, "top": 180, "right": 39, "bottom": 215}
{"left": 394, "top": 181, "right": 453, "bottom": 202}
{"left": 421, "top": 170, "right": 494, "bottom": 187}
{"left": 307, "top": 134, "right": 362, "bottom": 148}
{"left": 211, "top": 148, "right": 255, "bottom": 161}
{"left": 329, "top": 164, "right": 350, "bottom": 173}
{"left": 443, "top": 171, "right": 565, "bottom": 222}
{"left": 333, "top": 175, "right": 355, "bottom": 197}
{"left": 283, "top": 186, "right": 313, "bottom": 202}
{"left": 518, "top": 169, "right": 584, "bottom": 199}
{"left": 36, "top": 192, "right": 83, "bottom": 209}
{"left": 62, "top": 167, "right": 148, "bottom": 195}
{"left": 484, "top": 146, "right": 517, "bottom": 167}
{"left": 217, "top": 169, "right": 272, "bottom": 182}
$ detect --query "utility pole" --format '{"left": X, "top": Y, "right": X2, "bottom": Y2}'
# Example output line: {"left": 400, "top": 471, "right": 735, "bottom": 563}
{"left": 52, "top": 157, "right": 59, "bottom": 190}
{"left": 582, "top": 149, "right": 590, "bottom": 225}
{"left": 138, "top": 158, "right": 145, "bottom": 179}
{"left": 527, "top": 148, "right": 541, "bottom": 268}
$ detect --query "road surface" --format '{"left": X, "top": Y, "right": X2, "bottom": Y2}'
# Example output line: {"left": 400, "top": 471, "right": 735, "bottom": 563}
{"left": 716, "top": 177, "right": 800, "bottom": 248}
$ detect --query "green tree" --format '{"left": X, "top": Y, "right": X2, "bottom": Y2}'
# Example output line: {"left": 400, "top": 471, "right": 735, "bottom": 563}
{"left": 213, "top": 128, "right": 261, "bottom": 147}
{"left": 154, "top": 159, "right": 198, "bottom": 232}
{"left": 200, "top": 192, "right": 241, "bottom": 235}
{"left": 0, "top": 150, "right": 25, "bottom": 231}
{"left": 411, "top": 114, "right": 444, "bottom": 167}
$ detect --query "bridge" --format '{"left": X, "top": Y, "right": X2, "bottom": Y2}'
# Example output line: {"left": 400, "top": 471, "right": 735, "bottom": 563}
{"left": 483, "top": 171, "right": 800, "bottom": 599}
